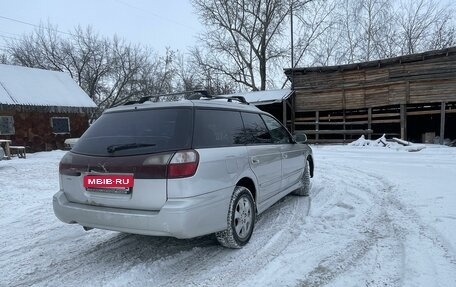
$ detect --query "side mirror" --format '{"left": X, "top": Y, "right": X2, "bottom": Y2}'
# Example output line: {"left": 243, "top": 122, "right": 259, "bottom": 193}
{"left": 294, "top": 133, "right": 307, "bottom": 143}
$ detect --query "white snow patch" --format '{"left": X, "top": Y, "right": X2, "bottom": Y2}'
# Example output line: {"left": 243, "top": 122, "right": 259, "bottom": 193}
{"left": 1, "top": 146, "right": 456, "bottom": 286}
{"left": 349, "top": 134, "right": 426, "bottom": 152}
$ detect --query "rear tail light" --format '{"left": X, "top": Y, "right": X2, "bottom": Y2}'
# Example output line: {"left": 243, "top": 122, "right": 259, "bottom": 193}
{"left": 59, "top": 150, "right": 199, "bottom": 179}
{"left": 139, "top": 153, "right": 172, "bottom": 179}
{"left": 141, "top": 150, "right": 199, "bottom": 179}
{"left": 59, "top": 152, "right": 81, "bottom": 176}
{"left": 167, "top": 150, "right": 199, "bottom": 178}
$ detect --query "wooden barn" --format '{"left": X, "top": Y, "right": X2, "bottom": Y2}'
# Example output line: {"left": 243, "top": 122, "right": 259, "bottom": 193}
{"left": 284, "top": 47, "right": 456, "bottom": 144}
{"left": 0, "top": 64, "right": 97, "bottom": 151}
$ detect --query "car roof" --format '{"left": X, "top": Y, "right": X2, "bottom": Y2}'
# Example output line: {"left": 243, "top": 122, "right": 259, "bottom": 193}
{"left": 105, "top": 99, "right": 262, "bottom": 114}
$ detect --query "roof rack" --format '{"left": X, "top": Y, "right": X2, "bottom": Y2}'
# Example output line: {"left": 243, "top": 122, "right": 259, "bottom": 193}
{"left": 188, "top": 93, "right": 249, "bottom": 105}
{"left": 123, "top": 90, "right": 209, "bottom": 105}
{"left": 123, "top": 90, "right": 250, "bottom": 105}
{"left": 216, "top": 95, "right": 249, "bottom": 104}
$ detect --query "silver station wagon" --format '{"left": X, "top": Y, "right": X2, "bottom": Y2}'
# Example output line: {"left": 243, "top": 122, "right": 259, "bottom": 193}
{"left": 53, "top": 91, "right": 314, "bottom": 248}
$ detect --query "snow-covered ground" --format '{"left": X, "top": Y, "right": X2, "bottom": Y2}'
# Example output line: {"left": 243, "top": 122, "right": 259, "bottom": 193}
{"left": 1, "top": 145, "right": 456, "bottom": 286}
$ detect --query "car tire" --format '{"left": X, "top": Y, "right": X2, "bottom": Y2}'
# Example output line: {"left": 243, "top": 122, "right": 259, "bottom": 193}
{"left": 293, "top": 160, "right": 312, "bottom": 196}
{"left": 216, "top": 186, "right": 256, "bottom": 249}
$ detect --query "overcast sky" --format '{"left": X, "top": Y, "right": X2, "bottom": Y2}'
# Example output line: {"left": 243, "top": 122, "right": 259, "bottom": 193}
{"left": 0, "top": 0, "right": 203, "bottom": 53}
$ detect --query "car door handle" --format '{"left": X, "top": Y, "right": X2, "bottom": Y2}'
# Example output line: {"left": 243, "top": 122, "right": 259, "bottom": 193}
{"left": 251, "top": 159, "right": 260, "bottom": 164}
{"left": 282, "top": 154, "right": 288, "bottom": 159}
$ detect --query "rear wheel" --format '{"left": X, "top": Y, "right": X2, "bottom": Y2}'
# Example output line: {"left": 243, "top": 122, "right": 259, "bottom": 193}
{"left": 216, "top": 186, "right": 255, "bottom": 249}
{"left": 293, "top": 160, "right": 311, "bottom": 196}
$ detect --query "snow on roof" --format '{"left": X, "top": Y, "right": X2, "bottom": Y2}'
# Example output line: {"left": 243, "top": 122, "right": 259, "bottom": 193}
{"left": 0, "top": 64, "right": 97, "bottom": 109}
{"left": 222, "top": 89, "right": 294, "bottom": 106}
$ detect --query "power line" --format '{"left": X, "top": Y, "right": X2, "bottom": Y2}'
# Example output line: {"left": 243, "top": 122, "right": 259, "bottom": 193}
{"left": 0, "top": 15, "right": 75, "bottom": 37}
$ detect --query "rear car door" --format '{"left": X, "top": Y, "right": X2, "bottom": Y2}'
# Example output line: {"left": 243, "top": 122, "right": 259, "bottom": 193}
{"left": 241, "top": 112, "right": 282, "bottom": 203}
{"left": 261, "top": 114, "right": 305, "bottom": 190}
{"left": 168, "top": 108, "right": 248, "bottom": 198}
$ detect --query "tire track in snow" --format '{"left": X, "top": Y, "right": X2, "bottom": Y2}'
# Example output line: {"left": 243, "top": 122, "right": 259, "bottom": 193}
{"left": 108, "top": 195, "right": 312, "bottom": 287}
{"left": 303, "top": 162, "right": 456, "bottom": 287}
{"left": 357, "top": 168, "right": 456, "bottom": 267}
{"left": 6, "top": 154, "right": 455, "bottom": 286}
{"left": 6, "top": 159, "right": 399, "bottom": 287}
{"left": 108, "top": 161, "right": 404, "bottom": 287}
{"left": 369, "top": 172, "right": 456, "bottom": 286}
{"left": 294, "top": 161, "right": 406, "bottom": 287}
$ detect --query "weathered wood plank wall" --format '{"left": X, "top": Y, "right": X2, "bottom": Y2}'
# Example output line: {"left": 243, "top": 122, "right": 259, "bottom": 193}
{"left": 288, "top": 49, "right": 456, "bottom": 112}
{"left": 285, "top": 47, "right": 456, "bottom": 143}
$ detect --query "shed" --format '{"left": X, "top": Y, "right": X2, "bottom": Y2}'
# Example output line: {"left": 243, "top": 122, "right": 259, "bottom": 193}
{"left": 0, "top": 64, "right": 97, "bottom": 151}
{"left": 221, "top": 89, "right": 295, "bottom": 130}
{"left": 285, "top": 47, "right": 456, "bottom": 143}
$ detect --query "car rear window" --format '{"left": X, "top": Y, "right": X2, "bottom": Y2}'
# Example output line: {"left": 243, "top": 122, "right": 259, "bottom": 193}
{"left": 193, "top": 109, "right": 245, "bottom": 148}
{"left": 72, "top": 108, "right": 193, "bottom": 156}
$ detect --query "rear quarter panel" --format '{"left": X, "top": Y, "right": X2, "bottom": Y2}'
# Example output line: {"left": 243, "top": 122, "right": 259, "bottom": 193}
{"left": 167, "top": 146, "right": 250, "bottom": 198}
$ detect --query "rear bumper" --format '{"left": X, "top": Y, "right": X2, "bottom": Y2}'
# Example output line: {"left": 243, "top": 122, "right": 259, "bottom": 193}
{"left": 53, "top": 188, "right": 232, "bottom": 239}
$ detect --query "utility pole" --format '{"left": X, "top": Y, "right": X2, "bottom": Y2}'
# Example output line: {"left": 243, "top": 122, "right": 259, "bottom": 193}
{"left": 290, "top": 0, "right": 295, "bottom": 133}
{"left": 291, "top": 1, "right": 294, "bottom": 75}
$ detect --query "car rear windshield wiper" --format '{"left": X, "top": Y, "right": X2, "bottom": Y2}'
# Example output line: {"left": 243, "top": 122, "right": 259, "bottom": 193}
{"left": 107, "top": 143, "right": 156, "bottom": 153}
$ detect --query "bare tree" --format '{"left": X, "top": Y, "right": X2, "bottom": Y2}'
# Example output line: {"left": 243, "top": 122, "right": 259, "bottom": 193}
{"left": 192, "top": 0, "right": 302, "bottom": 91}
{"left": 62, "top": 26, "right": 111, "bottom": 101}
{"left": 6, "top": 24, "right": 178, "bottom": 112}
{"left": 429, "top": 18, "right": 456, "bottom": 51}
{"left": 5, "top": 0, "right": 455, "bottom": 103}
{"left": 183, "top": 49, "right": 236, "bottom": 95}
{"left": 327, "top": 0, "right": 397, "bottom": 63}
{"left": 7, "top": 25, "right": 111, "bottom": 102}
{"left": 293, "top": 0, "right": 338, "bottom": 67}
{"left": 0, "top": 53, "right": 8, "bottom": 64}
{"left": 358, "top": 0, "right": 395, "bottom": 61}
{"left": 397, "top": 0, "right": 455, "bottom": 54}
{"left": 175, "top": 53, "right": 199, "bottom": 92}
{"left": 338, "top": 0, "right": 360, "bottom": 63}
{"left": 97, "top": 38, "right": 144, "bottom": 108}
{"left": 303, "top": 0, "right": 455, "bottom": 66}
{"left": 142, "top": 49, "right": 177, "bottom": 96}
{"left": 308, "top": 23, "right": 345, "bottom": 66}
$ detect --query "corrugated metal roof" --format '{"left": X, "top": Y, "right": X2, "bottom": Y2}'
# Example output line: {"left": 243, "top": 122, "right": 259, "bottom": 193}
{"left": 221, "top": 89, "right": 293, "bottom": 105}
{"left": 0, "top": 64, "right": 97, "bottom": 108}
{"left": 285, "top": 46, "right": 456, "bottom": 75}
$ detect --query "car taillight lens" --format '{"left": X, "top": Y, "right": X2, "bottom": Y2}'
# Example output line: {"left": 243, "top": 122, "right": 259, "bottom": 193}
{"left": 139, "top": 153, "right": 173, "bottom": 179}
{"left": 59, "top": 150, "right": 199, "bottom": 179}
{"left": 59, "top": 152, "right": 80, "bottom": 176}
{"left": 167, "top": 150, "right": 199, "bottom": 178}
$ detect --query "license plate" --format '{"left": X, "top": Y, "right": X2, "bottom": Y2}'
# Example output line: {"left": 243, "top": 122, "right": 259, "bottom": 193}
{"left": 83, "top": 175, "right": 134, "bottom": 189}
